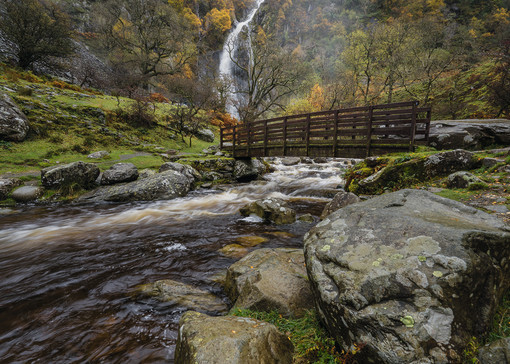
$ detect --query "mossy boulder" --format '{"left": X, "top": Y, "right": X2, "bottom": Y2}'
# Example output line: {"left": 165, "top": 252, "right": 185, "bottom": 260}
{"left": 100, "top": 163, "right": 139, "bottom": 185}
{"left": 304, "top": 189, "right": 510, "bottom": 363}
{"left": 0, "top": 178, "right": 22, "bottom": 200}
{"left": 240, "top": 198, "right": 296, "bottom": 225}
{"left": 0, "top": 91, "right": 29, "bottom": 141}
{"left": 175, "top": 311, "right": 293, "bottom": 364}
{"left": 41, "top": 161, "right": 100, "bottom": 189}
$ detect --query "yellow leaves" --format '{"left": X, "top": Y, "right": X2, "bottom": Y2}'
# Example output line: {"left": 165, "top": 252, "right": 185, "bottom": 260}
{"left": 308, "top": 84, "right": 325, "bottom": 111}
{"left": 205, "top": 8, "right": 232, "bottom": 34}
{"left": 182, "top": 64, "right": 194, "bottom": 79}
{"left": 493, "top": 7, "right": 510, "bottom": 25}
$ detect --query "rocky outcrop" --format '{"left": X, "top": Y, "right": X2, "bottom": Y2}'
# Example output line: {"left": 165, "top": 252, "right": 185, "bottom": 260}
{"left": 175, "top": 311, "right": 293, "bottom": 364}
{"left": 304, "top": 189, "right": 510, "bottom": 363}
{"left": 11, "top": 186, "right": 44, "bottom": 202}
{"left": 180, "top": 157, "right": 266, "bottom": 183}
{"left": 135, "top": 279, "right": 228, "bottom": 314}
{"left": 78, "top": 170, "right": 192, "bottom": 203}
{"left": 159, "top": 162, "right": 201, "bottom": 183}
{"left": 0, "top": 92, "right": 29, "bottom": 141}
{"left": 225, "top": 248, "right": 313, "bottom": 318}
{"left": 41, "top": 161, "right": 100, "bottom": 189}
{"left": 100, "top": 163, "right": 138, "bottom": 185}
{"left": 0, "top": 178, "right": 22, "bottom": 200}
{"left": 320, "top": 191, "right": 361, "bottom": 219}
{"left": 233, "top": 158, "right": 266, "bottom": 182}
{"left": 240, "top": 198, "right": 296, "bottom": 225}
{"left": 195, "top": 128, "right": 215, "bottom": 142}
{"left": 429, "top": 120, "right": 510, "bottom": 150}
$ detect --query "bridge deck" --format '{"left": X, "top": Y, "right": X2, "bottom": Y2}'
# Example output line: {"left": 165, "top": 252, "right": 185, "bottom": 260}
{"left": 220, "top": 101, "right": 431, "bottom": 158}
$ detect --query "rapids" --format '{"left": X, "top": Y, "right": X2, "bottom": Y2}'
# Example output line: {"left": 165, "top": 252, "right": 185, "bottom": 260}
{"left": 0, "top": 158, "right": 350, "bottom": 363}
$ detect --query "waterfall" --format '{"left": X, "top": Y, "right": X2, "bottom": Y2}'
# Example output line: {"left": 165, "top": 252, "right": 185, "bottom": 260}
{"left": 218, "top": 0, "right": 266, "bottom": 120}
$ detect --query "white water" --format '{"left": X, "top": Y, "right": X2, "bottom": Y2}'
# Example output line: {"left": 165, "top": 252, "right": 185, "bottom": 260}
{"left": 0, "top": 158, "right": 349, "bottom": 249}
{"left": 218, "top": 0, "right": 266, "bottom": 119}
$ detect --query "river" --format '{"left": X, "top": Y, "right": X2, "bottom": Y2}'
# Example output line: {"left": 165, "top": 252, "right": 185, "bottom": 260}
{"left": 0, "top": 158, "right": 349, "bottom": 363}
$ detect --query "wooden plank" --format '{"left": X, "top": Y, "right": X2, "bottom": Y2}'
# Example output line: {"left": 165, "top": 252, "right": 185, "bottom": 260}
{"left": 306, "top": 114, "right": 311, "bottom": 156}
{"left": 283, "top": 117, "right": 288, "bottom": 156}
{"left": 366, "top": 106, "right": 374, "bottom": 157}
{"left": 264, "top": 120, "right": 268, "bottom": 157}
{"left": 409, "top": 102, "right": 417, "bottom": 152}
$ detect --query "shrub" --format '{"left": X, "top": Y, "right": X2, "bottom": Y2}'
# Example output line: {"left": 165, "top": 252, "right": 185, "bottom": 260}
{"left": 17, "top": 86, "right": 33, "bottom": 97}
{"left": 149, "top": 92, "right": 169, "bottom": 103}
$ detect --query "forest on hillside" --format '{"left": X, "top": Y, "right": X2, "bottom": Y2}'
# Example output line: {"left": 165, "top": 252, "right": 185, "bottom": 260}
{"left": 1, "top": 0, "right": 509, "bottom": 125}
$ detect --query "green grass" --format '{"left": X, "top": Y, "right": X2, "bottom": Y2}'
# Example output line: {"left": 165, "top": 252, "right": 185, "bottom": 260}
{"left": 230, "top": 309, "right": 361, "bottom": 363}
{"left": 487, "top": 291, "right": 510, "bottom": 343}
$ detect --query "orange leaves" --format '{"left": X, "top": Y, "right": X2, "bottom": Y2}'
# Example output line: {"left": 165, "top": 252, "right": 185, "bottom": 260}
{"left": 204, "top": 8, "right": 232, "bottom": 34}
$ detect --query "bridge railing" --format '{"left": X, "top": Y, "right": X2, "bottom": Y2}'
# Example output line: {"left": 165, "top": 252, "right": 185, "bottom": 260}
{"left": 220, "top": 101, "right": 432, "bottom": 158}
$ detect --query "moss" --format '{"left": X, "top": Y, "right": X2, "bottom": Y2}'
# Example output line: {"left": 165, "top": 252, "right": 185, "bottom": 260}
{"left": 467, "top": 182, "right": 489, "bottom": 191}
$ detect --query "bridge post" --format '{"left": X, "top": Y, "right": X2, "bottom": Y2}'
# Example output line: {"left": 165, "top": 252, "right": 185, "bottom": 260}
{"left": 283, "top": 117, "right": 288, "bottom": 156}
{"left": 264, "top": 120, "right": 268, "bottom": 157}
{"left": 425, "top": 108, "right": 432, "bottom": 146}
{"left": 232, "top": 126, "right": 236, "bottom": 158}
{"left": 333, "top": 110, "right": 339, "bottom": 157}
{"left": 409, "top": 101, "right": 418, "bottom": 152}
{"left": 306, "top": 114, "right": 311, "bottom": 156}
{"left": 247, "top": 122, "right": 251, "bottom": 157}
{"left": 366, "top": 106, "right": 374, "bottom": 157}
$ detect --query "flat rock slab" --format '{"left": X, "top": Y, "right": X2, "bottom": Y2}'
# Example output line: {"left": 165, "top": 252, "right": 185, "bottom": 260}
{"left": 225, "top": 248, "right": 314, "bottom": 318}
{"left": 135, "top": 279, "right": 228, "bottom": 314}
{"left": 304, "top": 189, "right": 510, "bottom": 363}
{"left": 175, "top": 311, "right": 293, "bottom": 364}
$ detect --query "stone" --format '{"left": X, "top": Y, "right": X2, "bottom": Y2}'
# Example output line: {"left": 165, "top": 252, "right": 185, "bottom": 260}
{"left": 320, "top": 191, "right": 361, "bottom": 219}
{"left": 0, "top": 178, "right": 22, "bottom": 200}
{"left": 235, "top": 236, "right": 269, "bottom": 247}
{"left": 218, "top": 244, "right": 250, "bottom": 259}
{"left": 477, "top": 338, "right": 510, "bottom": 364}
{"left": 195, "top": 128, "right": 215, "bottom": 142}
{"left": 445, "top": 171, "right": 483, "bottom": 189}
{"left": 175, "top": 311, "right": 293, "bottom": 364}
{"left": 423, "top": 149, "right": 478, "bottom": 177}
{"left": 87, "top": 151, "right": 110, "bottom": 159}
{"left": 138, "top": 168, "right": 156, "bottom": 179}
{"left": 280, "top": 157, "right": 301, "bottom": 166}
{"left": 159, "top": 162, "right": 201, "bottom": 183}
{"left": 0, "top": 91, "right": 29, "bottom": 141}
{"left": 225, "top": 248, "right": 314, "bottom": 318}
{"left": 298, "top": 213, "right": 315, "bottom": 223}
{"left": 304, "top": 189, "right": 510, "bottom": 363}
{"left": 240, "top": 198, "right": 296, "bottom": 225}
{"left": 78, "top": 170, "right": 192, "bottom": 203}
{"left": 41, "top": 161, "right": 100, "bottom": 189}
{"left": 100, "top": 163, "right": 138, "bottom": 185}
{"left": 429, "top": 120, "right": 510, "bottom": 150}
{"left": 233, "top": 158, "right": 266, "bottom": 182}
{"left": 482, "top": 157, "right": 504, "bottom": 168}
{"left": 135, "top": 279, "right": 228, "bottom": 314}
{"left": 11, "top": 186, "right": 44, "bottom": 202}
{"left": 295, "top": 188, "right": 341, "bottom": 199}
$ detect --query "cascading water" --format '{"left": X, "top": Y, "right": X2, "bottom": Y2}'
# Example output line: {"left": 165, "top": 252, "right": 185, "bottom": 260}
{"left": 0, "top": 158, "right": 351, "bottom": 363}
{"left": 218, "top": 0, "right": 266, "bottom": 120}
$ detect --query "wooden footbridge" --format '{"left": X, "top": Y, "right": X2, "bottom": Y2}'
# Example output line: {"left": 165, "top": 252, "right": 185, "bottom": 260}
{"left": 220, "top": 101, "right": 431, "bottom": 158}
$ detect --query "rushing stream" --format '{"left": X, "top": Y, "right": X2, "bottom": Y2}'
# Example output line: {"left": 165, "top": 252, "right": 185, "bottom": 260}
{"left": 0, "top": 158, "right": 349, "bottom": 363}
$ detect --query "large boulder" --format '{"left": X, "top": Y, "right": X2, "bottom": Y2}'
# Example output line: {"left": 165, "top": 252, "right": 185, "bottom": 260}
{"left": 78, "top": 170, "right": 192, "bottom": 202}
{"left": 240, "top": 198, "right": 296, "bottom": 225}
{"left": 477, "top": 338, "right": 510, "bottom": 364}
{"left": 0, "top": 178, "right": 22, "bottom": 200}
{"left": 135, "top": 279, "right": 228, "bottom": 314}
{"left": 100, "top": 163, "right": 139, "bottom": 185}
{"left": 0, "top": 92, "right": 29, "bottom": 141}
{"left": 233, "top": 158, "right": 266, "bottom": 182}
{"left": 445, "top": 171, "right": 483, "bottom": 189}
{"left": 11, "top": 186, "right": 44, "bottom": 202}
{"left": 225, "top": 248, "right": 314, "bottom": 318}
{"left": 195, "top": 128, "right": 215, "bottom": 142}
{"left": 429, "top": 120, "right": 510, "bottom": 150}
{"left": 320, "top": 191, "right": 361, "bottom": 219}
{"left": 159, "top": 162, "right": 201, "bottom": 183}
{"left": 304, "top": 189, "right": 510, "bottom": 363}
{"left": 41, "top": 161, "right": 100, "bottom": 189}
{"left": 175, "top": 311, "right": 293, "bottom": 364}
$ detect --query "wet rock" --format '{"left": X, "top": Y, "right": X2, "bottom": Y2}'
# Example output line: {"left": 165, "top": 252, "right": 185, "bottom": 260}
{"left": 100, "top": 163, "right": 138, "bottom": 185}
{"left": 445, "top": 171, "right": 483, "bottom": 189}
{"left": 304, "top": 189, "right": 510, "bottom": 363}
{"left": 87, "top": 151, "right": 110, "bottom": 159}
{"left": 477, "top": 338, "right": 510, "bottom": 364}
{"left": 195, "top": 128, "right": 215, "bottom": 142}
{"left": 78, "top": 170, "right": 192, "bottom": 203}
{"left": 314, "top": 157, "right": 328, "bottom": 164}
{"left": 429, "top": 120, "right": 510, "bottom": 150}
{"left": 240, "top": 198, "right": 296, "bottom": 225}
{"left": 235, "top": 236, "right": 268, "bottom": 247}
{"left": 320, "top": 191, "right": 361, "bottom": 219}
{"left": 0, "top": 91, "right": 29, "bottom": 141}
{"left": 0, "top": 178, "right": 22, "bottom": 200}
{"left": 233, "top": 158, "right": 266, "bottom": 182}
{"left": 225, "top": 248, "right": 314, "bottom": 318}
{"left": 11, "top": 186, "right": 44, "bottom": 202}
{"left": 280, "top": 157, "right": 301, "bottom": 166}
{"left": 481, "top": 157, "right": 504, "bottom": 168}
{"left": 41, "top": 161, "right": 100, "bottom": 189}
{"left": 138, "top": 168, "right": 156, "bottom": 179}
{"left": 135, "top": 279, "right": 228, "bottom": 313}
{"left": 159, "top": 162, "right": 201, "bottom": 183}
{"left": 295, "top": 188, "right": 340, "bottom": 199}
{"left": 218, "top": 244, "right": 250, "bottom": 259}
{"left": 175, "top": 311, "right": 293, "bottom": 364}
{"left": 298, "top": 213, "right": 315, "bottom": 223}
